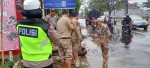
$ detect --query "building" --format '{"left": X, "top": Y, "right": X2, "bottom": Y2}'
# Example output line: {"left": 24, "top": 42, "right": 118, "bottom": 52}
{"left": 109, "top": 3, "right": 150, "bottom": 18}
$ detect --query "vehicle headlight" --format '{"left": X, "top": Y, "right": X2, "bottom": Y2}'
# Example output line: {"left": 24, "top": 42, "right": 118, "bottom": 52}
{"left": 131, "top": 21, "right": 134, "bottom": 23}
{"left": 132, "top": 21, "right": 136, "bottom": 25}
{"left": 146, "top": 22, "right": 148, "bottom": 24}
{"left": 144, "top": 21, "right": 148, "bottom": 24}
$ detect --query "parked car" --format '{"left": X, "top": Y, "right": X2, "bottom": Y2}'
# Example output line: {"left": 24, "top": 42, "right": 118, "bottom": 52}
{"left": 130, "top": 15, "right": 149, "bottom": 30}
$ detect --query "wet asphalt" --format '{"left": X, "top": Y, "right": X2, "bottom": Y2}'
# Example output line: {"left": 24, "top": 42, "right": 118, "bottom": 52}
{"left": 78, "top": 19, "right": 150, "bottom": 68}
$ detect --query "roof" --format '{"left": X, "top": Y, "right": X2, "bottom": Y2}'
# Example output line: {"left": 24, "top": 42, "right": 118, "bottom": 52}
{"left": 128, "top": 3, "right": 139, "bottom": 9}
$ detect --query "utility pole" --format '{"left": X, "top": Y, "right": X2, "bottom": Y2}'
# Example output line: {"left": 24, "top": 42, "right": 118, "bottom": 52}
{"left": 114, "top": 6, "right": 115, "bottom": 17}
{"left": 113, "top": 1, "right": 116, "bottom": 17}
{"left": 1, "top": 0, "right": 5, "bottom": 68}
{"left": 125, "top": 0, "right": 128, "bottom": 15}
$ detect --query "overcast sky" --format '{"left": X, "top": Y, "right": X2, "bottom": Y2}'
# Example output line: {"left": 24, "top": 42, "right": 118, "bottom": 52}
{"left": 129, "top": 0, "right": 147, "bottom": 4}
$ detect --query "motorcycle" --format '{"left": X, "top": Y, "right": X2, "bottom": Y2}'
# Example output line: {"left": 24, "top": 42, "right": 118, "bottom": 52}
{"left": 86, "top": 16, "right": 91, "bottom": 26}
{"left": 122, "top": 23, "right": 133, "bottom": 33}
{"left": 107, "top": 21, "right": 114, "bottom": 34}
{"left": 121, "top": 32, "right": 133, "bottom": 46}
{"left": 92, "top": 24, "right": 97, "bottom": 30}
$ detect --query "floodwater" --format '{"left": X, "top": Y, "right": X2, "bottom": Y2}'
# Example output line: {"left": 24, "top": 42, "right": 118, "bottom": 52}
{"left": 78, "top": 19, "right": 150, "bottom": 68}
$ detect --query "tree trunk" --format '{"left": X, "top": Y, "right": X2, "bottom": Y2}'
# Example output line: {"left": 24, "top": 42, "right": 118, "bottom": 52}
{"left": 99, "top": 9, "right": 102, "bottom": 17}
{"left": 109, "top": 11, "right": 112, "bottom": 18}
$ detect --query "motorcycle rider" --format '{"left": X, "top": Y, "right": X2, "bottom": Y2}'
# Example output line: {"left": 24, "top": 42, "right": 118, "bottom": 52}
{"left": 104, "top": 17, "right": 107, "bottom": 24}
{"left": 122, "top": 14, "right": 132, "bottom": 33}
{"left": 91, "top": 17, "right": 96, "bottom": 30}
{"left": 107, "top": 17, "right": 114, "bottom": 34}
{"left": 123, "top": 14, "right": 131, "bottom": 25}
{"left": 114, "top": 17, "right": 117, "bottom": 25}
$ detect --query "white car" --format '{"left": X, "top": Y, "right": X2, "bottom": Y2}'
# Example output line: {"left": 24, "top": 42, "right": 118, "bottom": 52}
{"left": 130, "top": 15, "right": 149, "bottom": 30}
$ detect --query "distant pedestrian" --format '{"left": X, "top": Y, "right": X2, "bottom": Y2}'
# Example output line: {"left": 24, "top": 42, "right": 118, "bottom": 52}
{"left": 45, "top": 9, "right": 57, "bottom": 29}
{"left": 17, "top": 0, "right": 59, "bottom": 68}
{"left": 96, "top": 18, "right": 111, "bottom": 65}
{"left": 104, "top": 17, "right": 107, "bottom": 24}
{"left": 146, "top": 14, "right": 149, "bottom": 22}
{"left": 56, "top": 10, "right": 75, "bottom": 68}
{"left": 114, "top": 17, "right": 117, "bottom": 25}
{"left": 91, "top": 17, "right": 96, "bottom": 30}
{"left": 71, "top": 12, "right": 82, "bottom": 67}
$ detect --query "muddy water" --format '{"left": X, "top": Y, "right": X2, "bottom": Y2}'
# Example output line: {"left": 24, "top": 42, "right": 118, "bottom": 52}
{"left": 79, "top": 19, "right": 103, "bottom": 68}
{"left": 78, "top": 19, "right": 150, "bottom": 68}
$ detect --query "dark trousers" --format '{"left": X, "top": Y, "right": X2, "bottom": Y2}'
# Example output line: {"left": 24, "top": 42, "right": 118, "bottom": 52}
{"left": 24, "top": 63, "right": 53, "bottom": 68}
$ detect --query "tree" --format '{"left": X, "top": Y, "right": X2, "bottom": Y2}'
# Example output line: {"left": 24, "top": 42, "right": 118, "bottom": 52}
{"left": 84, "top": 7, "right": 88, "bottom": 16}
{"left": 89, "top": 0, "right": 107, "bottom": 15}
{"left": 76, "top": 0, "right": 81, "bottom": 12}
{"left": 142, "top": 1, "right": 150, "bottom": 8}
{"left": 133, "top": 2, "right": 139, "bottom": 7}
{"left": 69, "top": 0, "right": 81, "bottom": 15}
{"left": 89, "top": 0, "right": 124, "bottom": 18}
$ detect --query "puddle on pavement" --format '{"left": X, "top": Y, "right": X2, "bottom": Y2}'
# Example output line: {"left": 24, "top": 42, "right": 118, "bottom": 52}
{"left": 78, "top": 19, "right": 150, "bottom": 68}
{"left": 79, "top": 19, "right": 103, "bottom": 68}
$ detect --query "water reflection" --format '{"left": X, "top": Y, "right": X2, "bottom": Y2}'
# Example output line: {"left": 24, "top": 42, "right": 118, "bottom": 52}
{"left": 121, "top": 32, "right": 133, "bottom": 49}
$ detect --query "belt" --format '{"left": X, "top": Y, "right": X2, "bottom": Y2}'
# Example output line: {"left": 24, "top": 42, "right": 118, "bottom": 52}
{"left": 61, "top": 37, "right": 70, "bottom": 39}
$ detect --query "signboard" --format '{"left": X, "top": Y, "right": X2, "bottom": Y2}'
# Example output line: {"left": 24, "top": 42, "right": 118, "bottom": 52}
{"left": 44, "top": 0, "right": 76, "bottom": 9}
{"left": 0, "top": 0, "right": 20, "bottom": 52}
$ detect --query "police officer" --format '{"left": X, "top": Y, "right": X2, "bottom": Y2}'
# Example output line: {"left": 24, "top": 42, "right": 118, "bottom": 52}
{"left": 17, "top": 0, "right": 59, "bottom": 68}
{"left": 45, "top": 9, "right": 57, "bottom": 29}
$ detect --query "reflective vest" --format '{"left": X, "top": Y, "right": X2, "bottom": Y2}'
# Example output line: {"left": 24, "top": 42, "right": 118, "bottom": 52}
{"left": 17, "top": 19, "right": 52, "bottom": 61}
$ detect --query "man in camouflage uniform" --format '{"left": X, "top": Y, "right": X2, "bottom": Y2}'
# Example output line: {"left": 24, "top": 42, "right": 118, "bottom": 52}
{"left": 56, "top": 10, "right": 75, "bottom": 68}
{"left": 96, "top": 18, "right": 111, "bottom": 65}
{"left": 71, "top": 12, "right": 82, "bottom": 67}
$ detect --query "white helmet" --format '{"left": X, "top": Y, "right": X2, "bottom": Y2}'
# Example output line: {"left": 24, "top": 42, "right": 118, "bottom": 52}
{"left": 126, "top": 14, "right": 129, "bottom": 17}
{"left": 24, "top": 0, "right": 40, "bottom": 10}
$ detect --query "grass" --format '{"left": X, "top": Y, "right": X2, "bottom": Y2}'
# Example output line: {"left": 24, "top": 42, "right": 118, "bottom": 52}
{"left": 0, "top": 58, "right": 18, "bottom": 68}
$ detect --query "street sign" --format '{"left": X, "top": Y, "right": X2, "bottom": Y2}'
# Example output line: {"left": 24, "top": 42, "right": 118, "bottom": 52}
{"left": 43, "top": 0, "right": 76, "bottom": 9}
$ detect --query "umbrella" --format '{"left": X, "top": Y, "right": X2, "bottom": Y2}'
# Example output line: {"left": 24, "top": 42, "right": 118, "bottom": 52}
{"left": 87, "top": 9, "right": 100, "bottom": 20}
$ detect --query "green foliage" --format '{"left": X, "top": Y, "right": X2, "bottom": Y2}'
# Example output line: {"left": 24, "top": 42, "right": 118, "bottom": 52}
{"left": 89, "top": 0, "right": 125, "bottom": 16}
{"left": 133, "top": 2, "right": 139, "bottom": 7}
{"left": 68, "top": 0, "right": 81, "bottom": 17}
{"left": 0, "top": 60, "right": 17, "bottom": 68}
{"left": 84, "top": 7, "right": 88, "bottom": 15}
{"left": 142, "top": 1, "right": 150, "bottom": 8}
{"left": 115, "top": 0, "right": 125, "bottom": 10}
{"left": 89, "top": 0, "right": 107, "bottom": 11}
{"left": 76, "top": 0, "right": 81, "bottom": 12}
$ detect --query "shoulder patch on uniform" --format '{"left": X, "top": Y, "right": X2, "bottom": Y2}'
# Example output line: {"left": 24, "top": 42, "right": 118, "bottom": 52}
{"left": 18, "top": 26, "right": 38, "bottom": 38}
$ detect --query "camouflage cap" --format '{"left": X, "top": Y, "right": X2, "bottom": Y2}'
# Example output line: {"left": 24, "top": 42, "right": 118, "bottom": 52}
{"left": 96, "top": 18, "right": 104, "bottom": 22}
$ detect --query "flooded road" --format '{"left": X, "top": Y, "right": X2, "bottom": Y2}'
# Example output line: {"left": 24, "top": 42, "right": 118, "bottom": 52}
{"left": 78, "top": 19, "right": 150, "bottom": 68}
